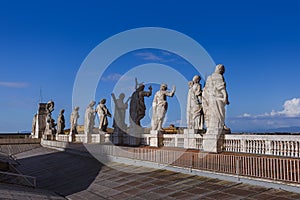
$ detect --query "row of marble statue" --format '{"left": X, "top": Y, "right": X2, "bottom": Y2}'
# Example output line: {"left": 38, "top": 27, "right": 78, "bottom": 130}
{"left": 43, "top": 64, "right": 229, "bottom": 136}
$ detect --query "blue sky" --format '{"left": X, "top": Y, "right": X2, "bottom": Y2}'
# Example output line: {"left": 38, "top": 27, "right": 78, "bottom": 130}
{"left": 1, "top": 0, "right": 300, "bottom": 132}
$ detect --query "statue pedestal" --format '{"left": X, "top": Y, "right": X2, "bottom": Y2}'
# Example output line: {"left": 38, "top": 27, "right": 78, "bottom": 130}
{"left": 202, "top": 128, "right": 225, "bottom": 153}
{"left": 113, "top": 130, "right": 124, "bottom": 145}
{"left": 127, "top": 126, "right": 143, "bottom": 146}
{"left": 85, "top": 133, "right": 92, "bottom": 143}
{"left": 43, "top": 127, "right": 55, "bottom": 141}
{"left": 69, "top": 132, "right": 75, "bottom": 142}
{"left": 32, "top": 103, "right": 47, "bottom": 139}
{"left": 183, "top": 129, "right": 198, "bottom": 149}
{"left": 98, "top": 131, "right": 107, "bottom": 143}
{"left": 149, "top": 130, "right": 164, "bottom": 147}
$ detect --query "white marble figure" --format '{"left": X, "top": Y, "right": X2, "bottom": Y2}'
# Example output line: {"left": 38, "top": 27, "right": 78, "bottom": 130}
{"left": 129, "top": 78, "right": 152, "bottom": 127}
{"left": 70, "top": 106, "right": 80, "bottom": 134}
{"left": 112, "top": 93, "right": 128, "bottom": 132}
{"left": 188, "top": 75, "right": 204, "bottom": 130}
{"left": 151, "top": 84, "right": 176, "bottom": 131}
{"left": 84, "top": 101, "right": 96, "bottom": 135}
{"left": 45, "top": 100, "right": 56, "bottom": 135}
{"left": 96, "top": 99, "right": 112, "bottom": 132}
{"left": 186, "top": 81, "right": 193, "bottom": 129}
{"left": 202, "top": 64, "right": 229, "bottom": 132}
{"left": 31, "top": 114, "right": 37, "bottom": 136}
{"left": 57, "top": 109, "right": 65, "bottom": 134}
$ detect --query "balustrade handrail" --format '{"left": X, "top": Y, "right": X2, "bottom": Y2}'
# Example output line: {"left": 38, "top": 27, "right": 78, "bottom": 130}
{"left": 98, "top": 145, "right": 300, "bottom": 185}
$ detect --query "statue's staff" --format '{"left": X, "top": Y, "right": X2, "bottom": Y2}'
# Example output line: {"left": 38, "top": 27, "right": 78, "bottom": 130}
{"left": 125, "top": 96, "right": 131, "bottom": 104}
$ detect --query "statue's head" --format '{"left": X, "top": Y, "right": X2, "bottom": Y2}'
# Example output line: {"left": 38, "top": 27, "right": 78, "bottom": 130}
{"left": 215, "top": 64, "right": 225, "bottom": 74}
{"left": 75, "top": 106, "right": 79, "bottom": 111}
{"left": 100, "top": 98, "right": 106, "bottom": 104}
{"left": 192, "top": 75, "right": 201, "bottom": 83}
{"left": 138, "top": 83, "right": 145, "bottom": 91}
{"left": 60, "top": 109, "right": 65, "bottom": 114}
{"left": 46, "top": 100, "right": 55, "bottom": 112}
{"left": 188, "top": 81, "right": 193, "bottom": 88}
{"left": 89, "top": 101, "right": 96, "bottom": 107}
{"left": 119, "top": 93, "right": 125, "bottom": 100}
{"left": 160, "top": 83, "right": 167, "bottom": 91}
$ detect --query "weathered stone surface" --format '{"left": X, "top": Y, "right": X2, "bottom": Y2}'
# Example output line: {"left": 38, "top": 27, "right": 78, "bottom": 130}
{"left": 151, "top": 84, "right": 175, "bottom": 131}
{"left": 9, "top": 147, "right": 299, "bottom": 200}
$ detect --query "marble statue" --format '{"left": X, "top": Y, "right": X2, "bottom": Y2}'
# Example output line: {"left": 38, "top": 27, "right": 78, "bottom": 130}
{"left": 49, "top": 118, "right": 57, "bottom": 135}
{"left": 202, "top": 64, "right": 229, "bottom": 132}
{"left": 57, "top": 109, "right": 65, "bottom": 134}
{"left": 45, "top": 100, "right": 56, "bottom": 136}
{"left": 186, "top": 81, "right": 193, "bottom": 129}
{"left": 112, "top": 93, "right": 129, "bottom": 132}
{"left": 151, "top": 84, "right": 176, "bottom": 130}
{"left": 31, "top": 114, "right": 37, "bottom": 136}
{"left": 70, "top": 106, "right": 80, "bottom": 134}
{"left": 129, "top": 78, "right": 152, "bottom": 127}
{"left": 84, "top": 101, "right": 96, "bottom": 135}
{"left": 187, "top": 75, "right": 204, "bottom": 130}
{"left": 96, "top": 99, "right": 112, "bottom": 132}
{"left": 46, "top": 100, "right": 55, "bottom": 124}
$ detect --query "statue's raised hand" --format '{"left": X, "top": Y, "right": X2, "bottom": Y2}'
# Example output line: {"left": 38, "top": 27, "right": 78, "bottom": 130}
{"left": 172, "top": 85, "right": 176, "bottom": 91}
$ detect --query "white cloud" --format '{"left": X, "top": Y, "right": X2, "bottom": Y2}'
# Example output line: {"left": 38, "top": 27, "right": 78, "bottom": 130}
{"left": 161, "top": 50, "right": 172, "bottom": 56}
{"left": 277, "top": 98, "right": 300, "bottom": 117}
{"left": 239, "top": 98, "right": 300, "bottom": 118}
{"left": 135, "top": 52, "right": 163, "bottom": 61}
{"left": 134, "top": 51, "right": 178, "bottom": 63}
{"left": 240, "top": 113, "right": 251, "bottom": 117}
{"left": 0, "top": 82, "right": 29, "bottom": 88}
{"left": 232, "top": 98, "right": 300, "bottom": 132}
{"left": 100, "top": 73, "right": 123, "bottom": 82}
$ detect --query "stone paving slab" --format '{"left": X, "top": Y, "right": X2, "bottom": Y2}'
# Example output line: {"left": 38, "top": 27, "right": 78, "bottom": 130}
{"left": 5, "top": 147, "right": 299, "bottom": 200}
{"left": 0, "top": 183, "right": 66, "bottom": 199}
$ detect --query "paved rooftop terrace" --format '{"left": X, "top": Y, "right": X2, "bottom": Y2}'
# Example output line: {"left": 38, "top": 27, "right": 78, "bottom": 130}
{"left": 1, "top": 147, "right": 299, "bottom": 199}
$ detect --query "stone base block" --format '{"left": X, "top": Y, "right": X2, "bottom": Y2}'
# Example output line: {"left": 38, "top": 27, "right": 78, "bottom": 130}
{"left": 128, "top": 136, "right": 141, "bottom": 146}
{"left": 149, "top": 130, "right": 164, "bottom": 147}
{"left": 69, "top": 133, "right": 75, "bottom": 142}
{"left": 85, "top": 134, "right": 91, "bottom": 143}
{"left": 183, "top": 129, "right": 199, "bottom": 149}
{"left": 125, "top": 127, "right": 143, "bottom": 146}
{"left": 112, "top": 131, "right": 124, "bottom": 145}
{"left": 202, "top": 130, "right": 225, "bottom": 153}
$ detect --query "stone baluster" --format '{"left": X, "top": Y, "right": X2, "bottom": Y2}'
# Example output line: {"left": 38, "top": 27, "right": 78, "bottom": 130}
{"left": 241, "top": 139, "right": 246, "bottom": 153}
{"left": 266, "top": 140, "right": 272, "bottom": 155}
{"left": 247, "top": 140, "right": 250, "bottom": 153}
{"left": 249, "top": 140, "right": 253, "bottom": 154}
{"left": 296, "top": 142, "right": 299, "bottom": 157}
{"left": 283, "top": 141, "right": 289, "bottom": 156}
{"left": 254, "top": 140, "right": 257, "bottom": 154}
{"left": 289, "top": 141, "right": 293, "bottom": 156}
{"left": 281, "top": 141, "right": 285, "bottom": 156}
{"left": 277, "top": 141, "right": 280, "bottom": 156}
{"left": 235, "top": 140, "right": 237, "bottom": 151}
{"left": 290, "top": 141, "right": 294, "bottom": 157}
{"left": 262, "top": 141, "right": 266, "bottom": 154}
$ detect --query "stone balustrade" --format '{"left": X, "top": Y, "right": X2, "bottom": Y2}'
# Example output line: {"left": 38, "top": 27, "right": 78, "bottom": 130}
{"left": 224, "top": 134, "right": 300, "bottom": 158}
{"left": 53, "top": 131, "right": 300, "bottom": 158}
{"left": 55, "top": 133, "right": 108, "bottom": 143}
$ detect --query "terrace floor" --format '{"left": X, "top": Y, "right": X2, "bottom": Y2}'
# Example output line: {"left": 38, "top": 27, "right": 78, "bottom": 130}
{"left": 0, "top": 146, "right": 299, "bottom": 200}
